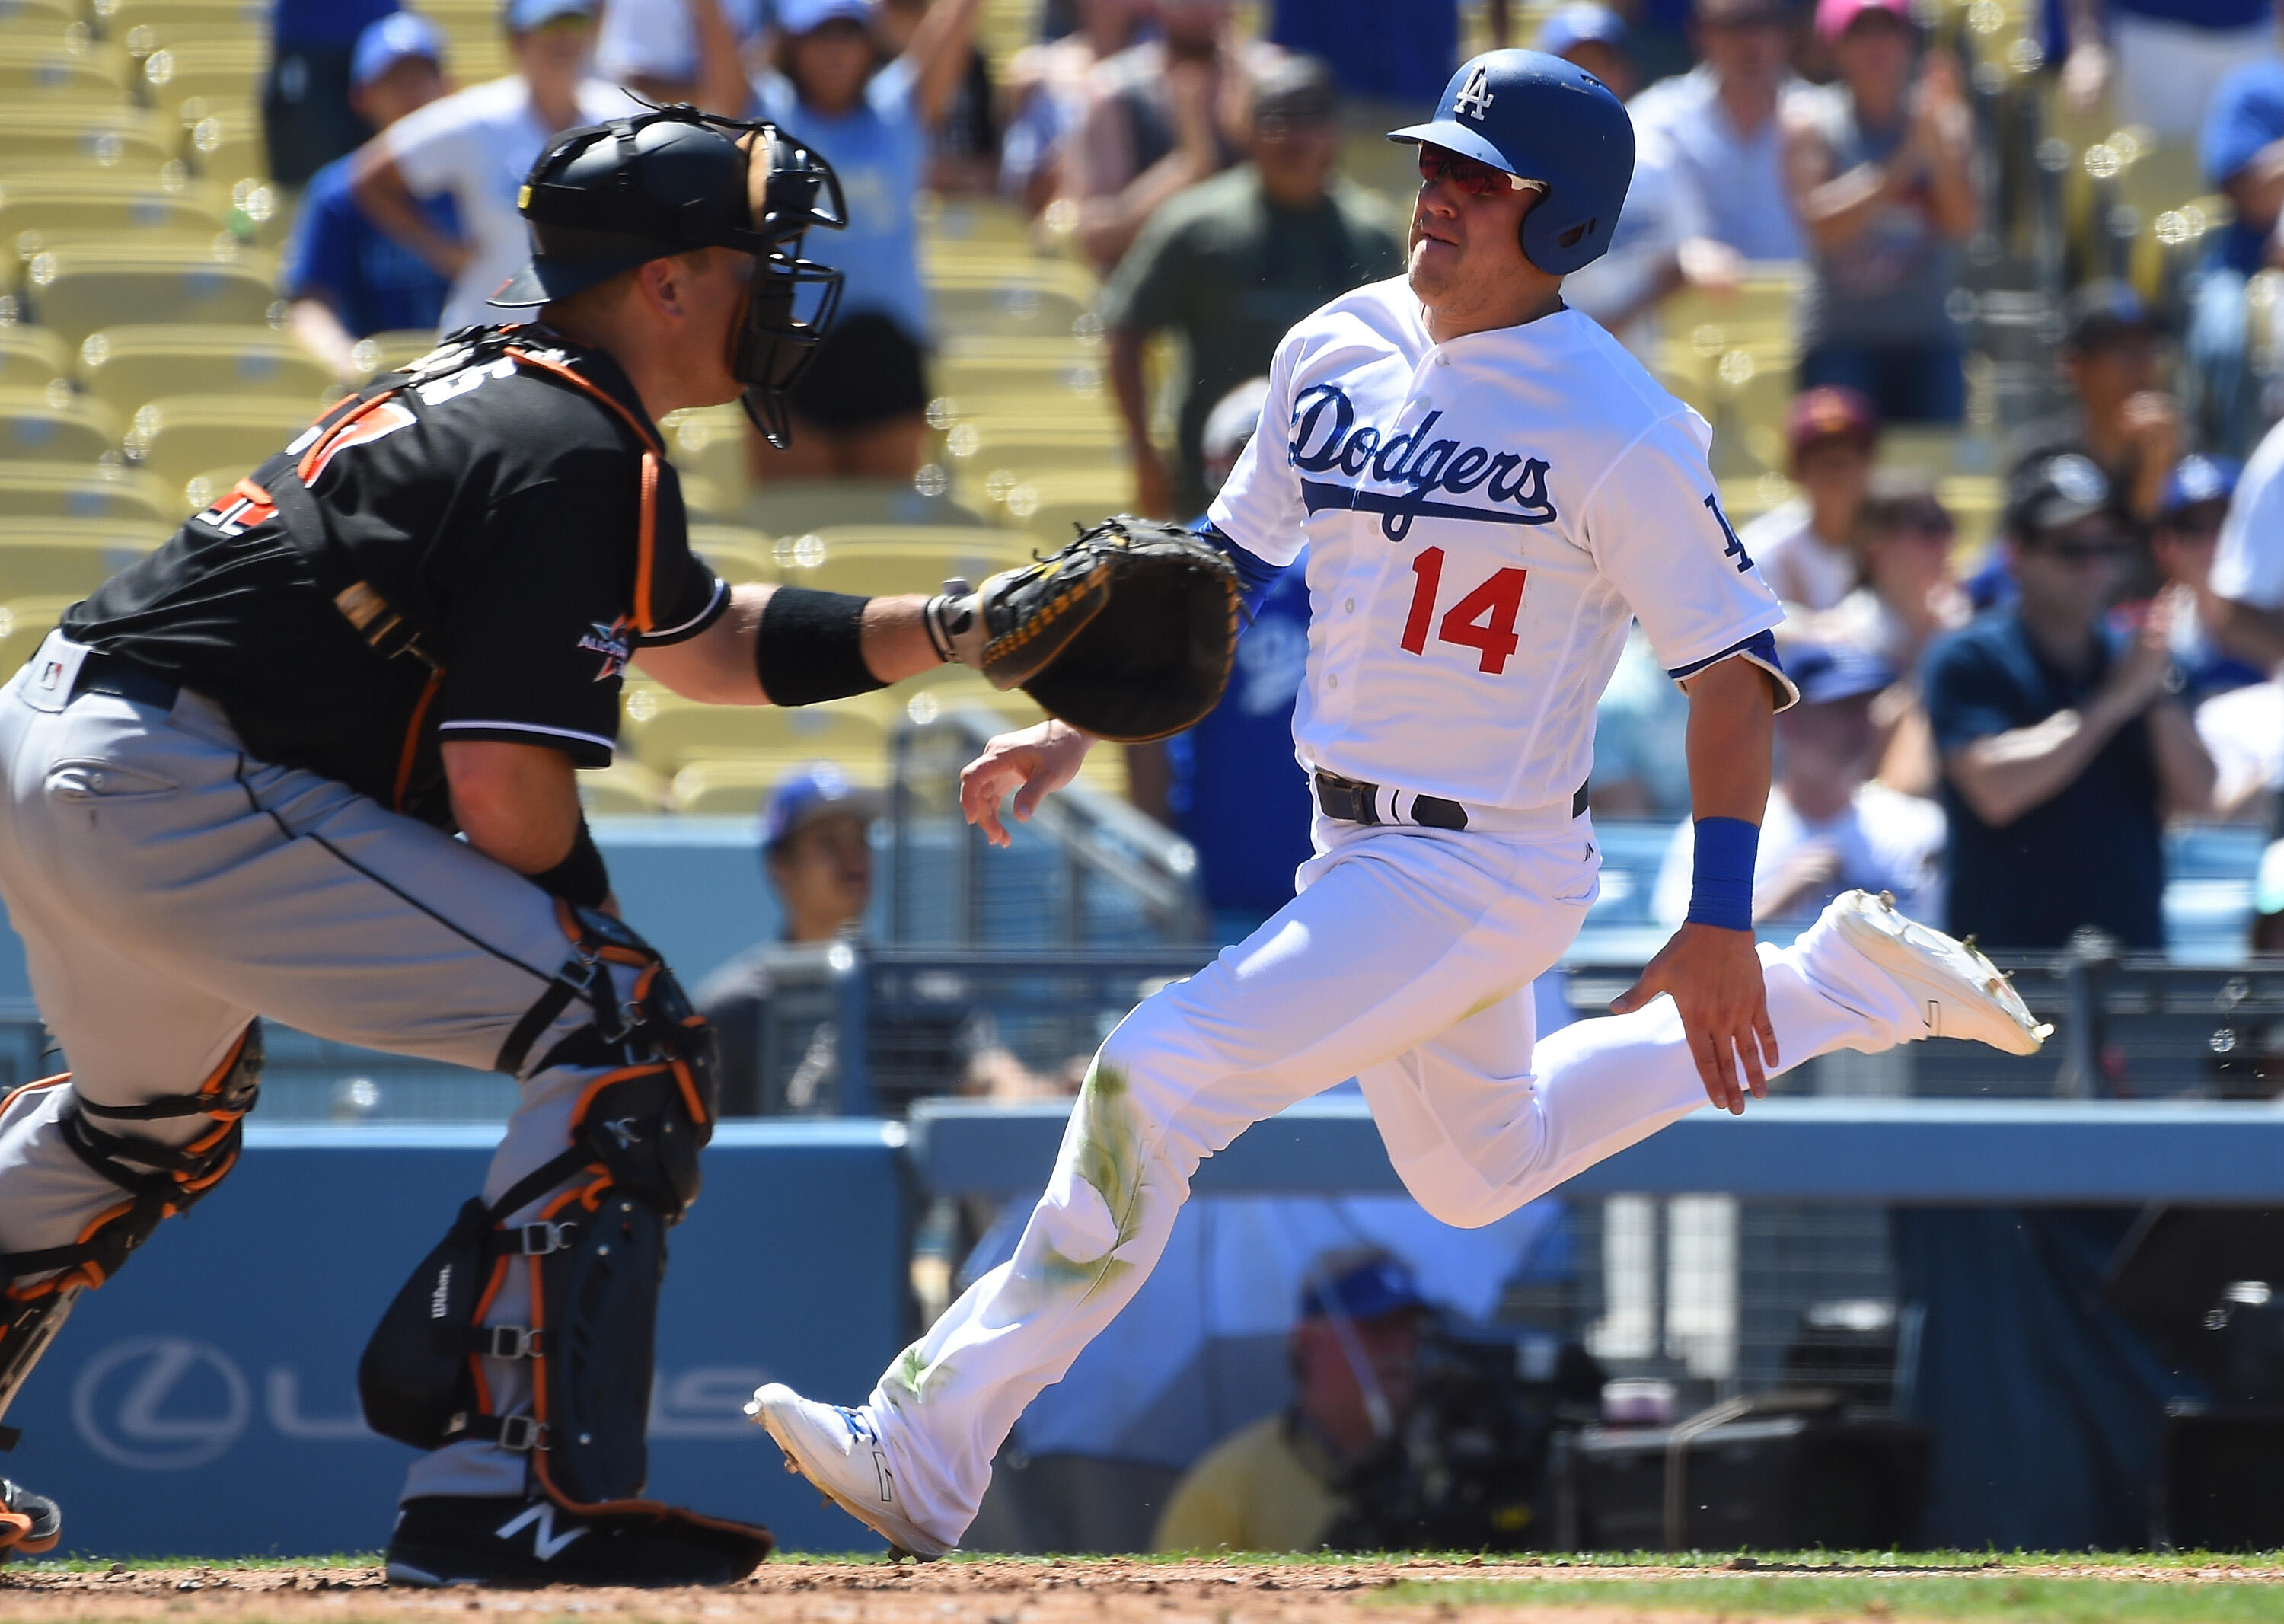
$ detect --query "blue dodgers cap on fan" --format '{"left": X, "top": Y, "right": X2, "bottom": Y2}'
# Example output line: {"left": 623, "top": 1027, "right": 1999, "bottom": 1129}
{"left": 1782, "top": 642, "right": 1893, "bottom": 706}
{"left": 1299, "top": 1255, "right": 1431, "bottom": 1323}
{"left": 761, "top": 761, "right": 879, "bottom": 851}
{"left": 777, "top": 0, "right": 874, "bottom": 32}
{"left": 352, "top": 12, "right": 447, "bottom": 88}
{"left": 1535, "top": 3, "right": 1631, "bottom": 56}
{"left": 2161, "top": 453, "right": 2241, "bottom": 519}
{"left": 503, "top": 0, "right": 598, "bottom": 30}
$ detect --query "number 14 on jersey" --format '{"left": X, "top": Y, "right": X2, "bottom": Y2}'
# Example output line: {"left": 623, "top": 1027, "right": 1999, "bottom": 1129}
{"left": 1399, "top": 547, "right": 1527, "bottom": 675}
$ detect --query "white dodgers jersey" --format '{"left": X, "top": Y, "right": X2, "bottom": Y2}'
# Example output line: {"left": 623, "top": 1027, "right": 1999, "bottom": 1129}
{"left": 1208, "top": 277, "right": 1786, "bottom": 815}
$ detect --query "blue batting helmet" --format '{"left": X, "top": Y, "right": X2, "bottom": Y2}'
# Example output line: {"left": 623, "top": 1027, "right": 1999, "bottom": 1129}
{"left": 1388, "top": 49, "right": 1635, "bottom": 276}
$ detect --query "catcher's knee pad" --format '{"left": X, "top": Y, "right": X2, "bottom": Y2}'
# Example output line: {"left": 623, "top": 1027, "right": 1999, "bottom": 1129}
{"left": 0, "top": 1023, "right": 262, "bottom": 1447}
{"left": 362, "top": 908, "right": 715, "bottom": 1508}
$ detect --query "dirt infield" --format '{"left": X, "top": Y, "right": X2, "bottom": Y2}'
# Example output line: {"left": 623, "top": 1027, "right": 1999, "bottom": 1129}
{"left": 5, "top": 1555, "right": 2284, "bottom": 1624}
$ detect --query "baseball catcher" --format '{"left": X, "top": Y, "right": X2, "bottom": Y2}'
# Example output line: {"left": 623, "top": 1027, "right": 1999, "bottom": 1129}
{"left": 0, "top": 103, "right": 1235, "bottom": 1584}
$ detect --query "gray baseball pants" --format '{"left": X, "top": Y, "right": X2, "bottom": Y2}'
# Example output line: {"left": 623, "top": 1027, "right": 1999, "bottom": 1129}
{"left": 0, "top": 633, "right": 646, "bottom": 1503}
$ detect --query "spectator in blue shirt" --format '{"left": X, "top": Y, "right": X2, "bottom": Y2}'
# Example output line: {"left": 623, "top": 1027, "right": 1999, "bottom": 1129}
{"left": 1924, "top": 452, "right": 2214, "bottom": 950}
{"left": 2186, "top": 54, "right": 2284, "bottom": 458}
{"left": 1127, "top": 378, "right": 1316, "bottom": 945}
{"left": 749, "top": 0, "right": 986, "bottom": 482}
{"left": 282, "top": 14, "right": 458, "bottom": 387}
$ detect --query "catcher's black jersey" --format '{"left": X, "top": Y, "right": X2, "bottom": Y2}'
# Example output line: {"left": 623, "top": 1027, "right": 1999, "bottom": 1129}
{"left": 65, "top": 327, "right": 726, "bottom": 828}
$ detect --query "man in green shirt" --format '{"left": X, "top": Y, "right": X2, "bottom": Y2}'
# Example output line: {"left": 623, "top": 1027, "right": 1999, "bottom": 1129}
{"left": 1102, "top": 56, "right": 1406, "bottom": 520}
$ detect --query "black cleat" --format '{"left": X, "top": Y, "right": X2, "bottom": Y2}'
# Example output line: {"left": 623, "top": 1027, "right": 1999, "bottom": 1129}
{"left": 384, "top": 1495, "right": 771, "bottom": 1589}
{"left": 0, "top": 1478, "right": 60, "bottom": 1559}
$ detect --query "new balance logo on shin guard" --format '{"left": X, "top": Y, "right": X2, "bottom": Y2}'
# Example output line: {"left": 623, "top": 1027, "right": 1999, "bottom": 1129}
{"left": 494, "top": 1501, "right": 589, "bottom": 1562}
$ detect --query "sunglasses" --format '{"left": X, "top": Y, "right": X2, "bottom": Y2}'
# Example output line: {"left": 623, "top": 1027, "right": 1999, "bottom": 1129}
{"left": 1416, "top": 143, "right": 1541, "bottom": 197}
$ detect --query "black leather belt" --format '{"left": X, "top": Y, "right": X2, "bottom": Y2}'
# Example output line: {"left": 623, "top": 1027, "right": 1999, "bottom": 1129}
{"left": 1313, "top": 770, "right": 1587, "bottom": 831}
{"left": 72, "top": 651, "right": 179, "bottom": 711}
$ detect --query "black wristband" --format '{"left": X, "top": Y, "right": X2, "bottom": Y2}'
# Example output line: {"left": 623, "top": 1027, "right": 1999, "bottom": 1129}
{"left": 530, "top": 818, "right": 611, "bottom": 910}
{"left": 757, "top": 585, "right": 889, "bottom": 706}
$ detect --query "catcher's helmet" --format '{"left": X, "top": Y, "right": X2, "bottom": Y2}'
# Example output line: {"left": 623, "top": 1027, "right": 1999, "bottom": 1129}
{"left": 1388, "top": 49, "right": 1635, "bottom": 276}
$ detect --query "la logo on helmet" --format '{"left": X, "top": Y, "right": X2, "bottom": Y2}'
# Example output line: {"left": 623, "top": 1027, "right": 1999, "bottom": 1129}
{"left": 1453, "top": 63, "right": 1495, "bottom": 120}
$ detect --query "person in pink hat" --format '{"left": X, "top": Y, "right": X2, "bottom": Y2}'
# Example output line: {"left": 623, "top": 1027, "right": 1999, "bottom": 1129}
{"left": 1780, "top": 0, "right": 1976, "bottom": 423}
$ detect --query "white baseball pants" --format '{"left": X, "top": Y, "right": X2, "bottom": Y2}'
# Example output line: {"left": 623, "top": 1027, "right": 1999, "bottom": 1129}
{"left": 867, "top": 812, "right": 1932, "bottom": 1539}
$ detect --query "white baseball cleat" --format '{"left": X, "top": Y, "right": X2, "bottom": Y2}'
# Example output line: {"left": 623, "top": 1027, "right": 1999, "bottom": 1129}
{"left": 744, "top": 1384, "right": 954, "bottom": 1560}
{"left": 1830, "top": 889, "right": 2051, "bottom": 1056}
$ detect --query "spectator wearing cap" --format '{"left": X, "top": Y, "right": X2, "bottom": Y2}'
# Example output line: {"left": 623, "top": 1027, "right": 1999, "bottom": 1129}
{"left": 1061, "top": 0, "right": 1287, "bottom": 274}
{"left": 748, "top": 0, "right": 988, "bottom": 482}
{"left": 1152, "top": 1249, "right": 1432, "bottom": 1553}
{"left": 2187, "top": 50, "right": 2284, "bottom": 459}
{"left": 1654, "top": 643, "right": 1945, "bottom": 927}
{"left": 1101, "top": 57, "right": 1403, "bottom": 519}
{"left": 2148, "top": 455, "right": 2265, "bottom": 704}
{"left": 1923, "top": 452, "right": 2214, "bottom": 952}
{"left": 998, "top": 0, "right": 1151, "bottom": 215}
{"left": 1626, "top": 0, "right": 1810, "bottom": 264}
{"left": 2008, "top": 280, "right": 2184, "bottom": 553}
{"left": 266, "top": 0, "right": 400, "bottom": 189}
{"left": 1739, "top": 386, "right": 1880, "bottom": 612}
{"left": 351, "top": 0, "right": 643, "bottom": 338}
{"left": 697, "top": 764, "right": 1056, "bottom": 1115}
{"left": 1126, "top": 378, "right": 1317, "bottom": 944}
{"left": 592, "top": 0, "right": 754, "bottom": 115}
{"left": 282, "top": 16, "right": 459, "bottom": 387}
{"left": 1550, "top": 5, "right": 1750, "bottom": 361}
{"left": 1781, "top": 0, "right": 1975, "bottom": 424}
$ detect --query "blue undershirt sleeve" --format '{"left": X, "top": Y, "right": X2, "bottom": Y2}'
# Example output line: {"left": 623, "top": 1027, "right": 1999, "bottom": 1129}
{"left": 1193, "top": 519, "right": 1282, "bottom": 617}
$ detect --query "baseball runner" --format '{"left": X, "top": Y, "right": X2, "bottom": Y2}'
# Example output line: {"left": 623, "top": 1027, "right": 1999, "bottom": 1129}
{"left": 749, "top": 50, "right": 2049, "bottom": 1559}
{"left": 0, "top": 105, "right": 1220, "bottom": 1585}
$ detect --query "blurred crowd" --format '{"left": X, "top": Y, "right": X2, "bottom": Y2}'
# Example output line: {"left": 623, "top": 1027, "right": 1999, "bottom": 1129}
{"left": 260, "top": 0, "right": 2284, "bottom": 960}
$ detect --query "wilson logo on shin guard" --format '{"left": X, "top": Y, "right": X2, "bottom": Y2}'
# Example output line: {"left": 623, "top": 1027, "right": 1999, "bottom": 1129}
{"left": 428, "top": 1265, "right": 452, "bottom": 1320}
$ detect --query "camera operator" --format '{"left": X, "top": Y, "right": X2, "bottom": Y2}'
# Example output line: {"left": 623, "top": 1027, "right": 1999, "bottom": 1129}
{"left": 1152, "top": 1250, "right": 1429, "bottom": 1552}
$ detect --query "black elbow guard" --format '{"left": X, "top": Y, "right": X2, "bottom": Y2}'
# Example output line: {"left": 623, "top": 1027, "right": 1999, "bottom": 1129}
{"left": 755, "top": 586, "right": 890, "bottom": 707}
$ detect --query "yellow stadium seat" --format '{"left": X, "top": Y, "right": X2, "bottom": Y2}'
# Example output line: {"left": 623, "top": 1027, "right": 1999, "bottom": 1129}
{"left": 622, "top": 691, "right": 889, "bottom": 774}
{"left": 0, "top": 594, "right": 79, "bottom": 675}
{"left": 686, "top": 521, "right": 770, "bottom": 583}
{"left": 0, "top": 0, "right": 88, "bottom": 27}
{"left": 929, "top": 275, "right": 1093, "bottom": 341}
{"left": 668, "top": 750, "right": 894, "bottom": 815}
{"left": 20, "top": 245, "right": 277, "bottom": 347}
{"left": 0, "top": 38, "right": 132, "bottom": 105}
{"left": 578, "top": 759, "right": 670, "bottom": 815}
{"left": 945, "top": 430, "right": 1128, "bottom": 486}
{"left": 0, "top": 179, "right": 228, "bottom": 258}
{"left": 663, "top": 404, "right": 751, "bottom": 512}
{"left": 0, "top": 324, "right": 69, "bottom": 391}
{"left": 0, "top": 110, "right": 177, "bottom": 176}
{"left": 769, "top": 525, "right": 1038, "bottom": 596}
{"left": 93, "top": 0, "right": 270, "bottom": 33}
{"left": 0, "top": 460, "right": 171, "bottom": 523}
{"left": 0, "top": 516, "right": 166, "bottom": 597}
{"left": 916, "top": 193, "right": 1035, "bottom": 249}
{"left": 0, "top": 389, "right": 117, "bottom": 463}
{"left": 138, "top": 42, "right": 266, "bottom": 124}
{"left": 182, "top": 107, "right": 265, "bottom": 186}
{"left": 1879, "top": 426, "right": 1970, "bottom": 479}
{"left": 352, "top": 327, "right": 446, "bottom": 378}
{"left": 124, "top": 394, "right": 311, "bottom": 493}
{"left": 76, "top": 324, "right": 334, "bottom": 417}
{"left": 1938, "top": 474, "right": 2002, "bottom": 551}
{"left": 736, "top": 477, "right": 995, "bottom": 537}
{"left": 959, "top": 467, "right": 1128, "bottom": 539}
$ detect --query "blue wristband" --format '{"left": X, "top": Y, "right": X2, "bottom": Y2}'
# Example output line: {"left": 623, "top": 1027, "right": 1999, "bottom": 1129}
{"left": 1686, "top": 816, "right": 1759, "bottom": 932}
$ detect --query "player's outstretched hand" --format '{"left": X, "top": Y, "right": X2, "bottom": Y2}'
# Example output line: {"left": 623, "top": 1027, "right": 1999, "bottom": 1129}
{"left": 1610, "top": 923, "right": 1777, "bottom": 1115}
{"left": 960, "top": 719, "right": 1095, "bottom": 848}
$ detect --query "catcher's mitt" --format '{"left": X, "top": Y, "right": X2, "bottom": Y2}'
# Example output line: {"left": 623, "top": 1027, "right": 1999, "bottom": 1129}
{"left": 937, "top": 516, "right": 1241, "bottom": 743}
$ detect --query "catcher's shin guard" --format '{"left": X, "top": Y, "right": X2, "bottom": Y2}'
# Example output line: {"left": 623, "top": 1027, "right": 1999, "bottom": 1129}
{"left": 362, "top": 907, "right": 757, "bottom": 1533}
{"left": 0, "top": 1023, "right": 263, "bottom": 1450}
